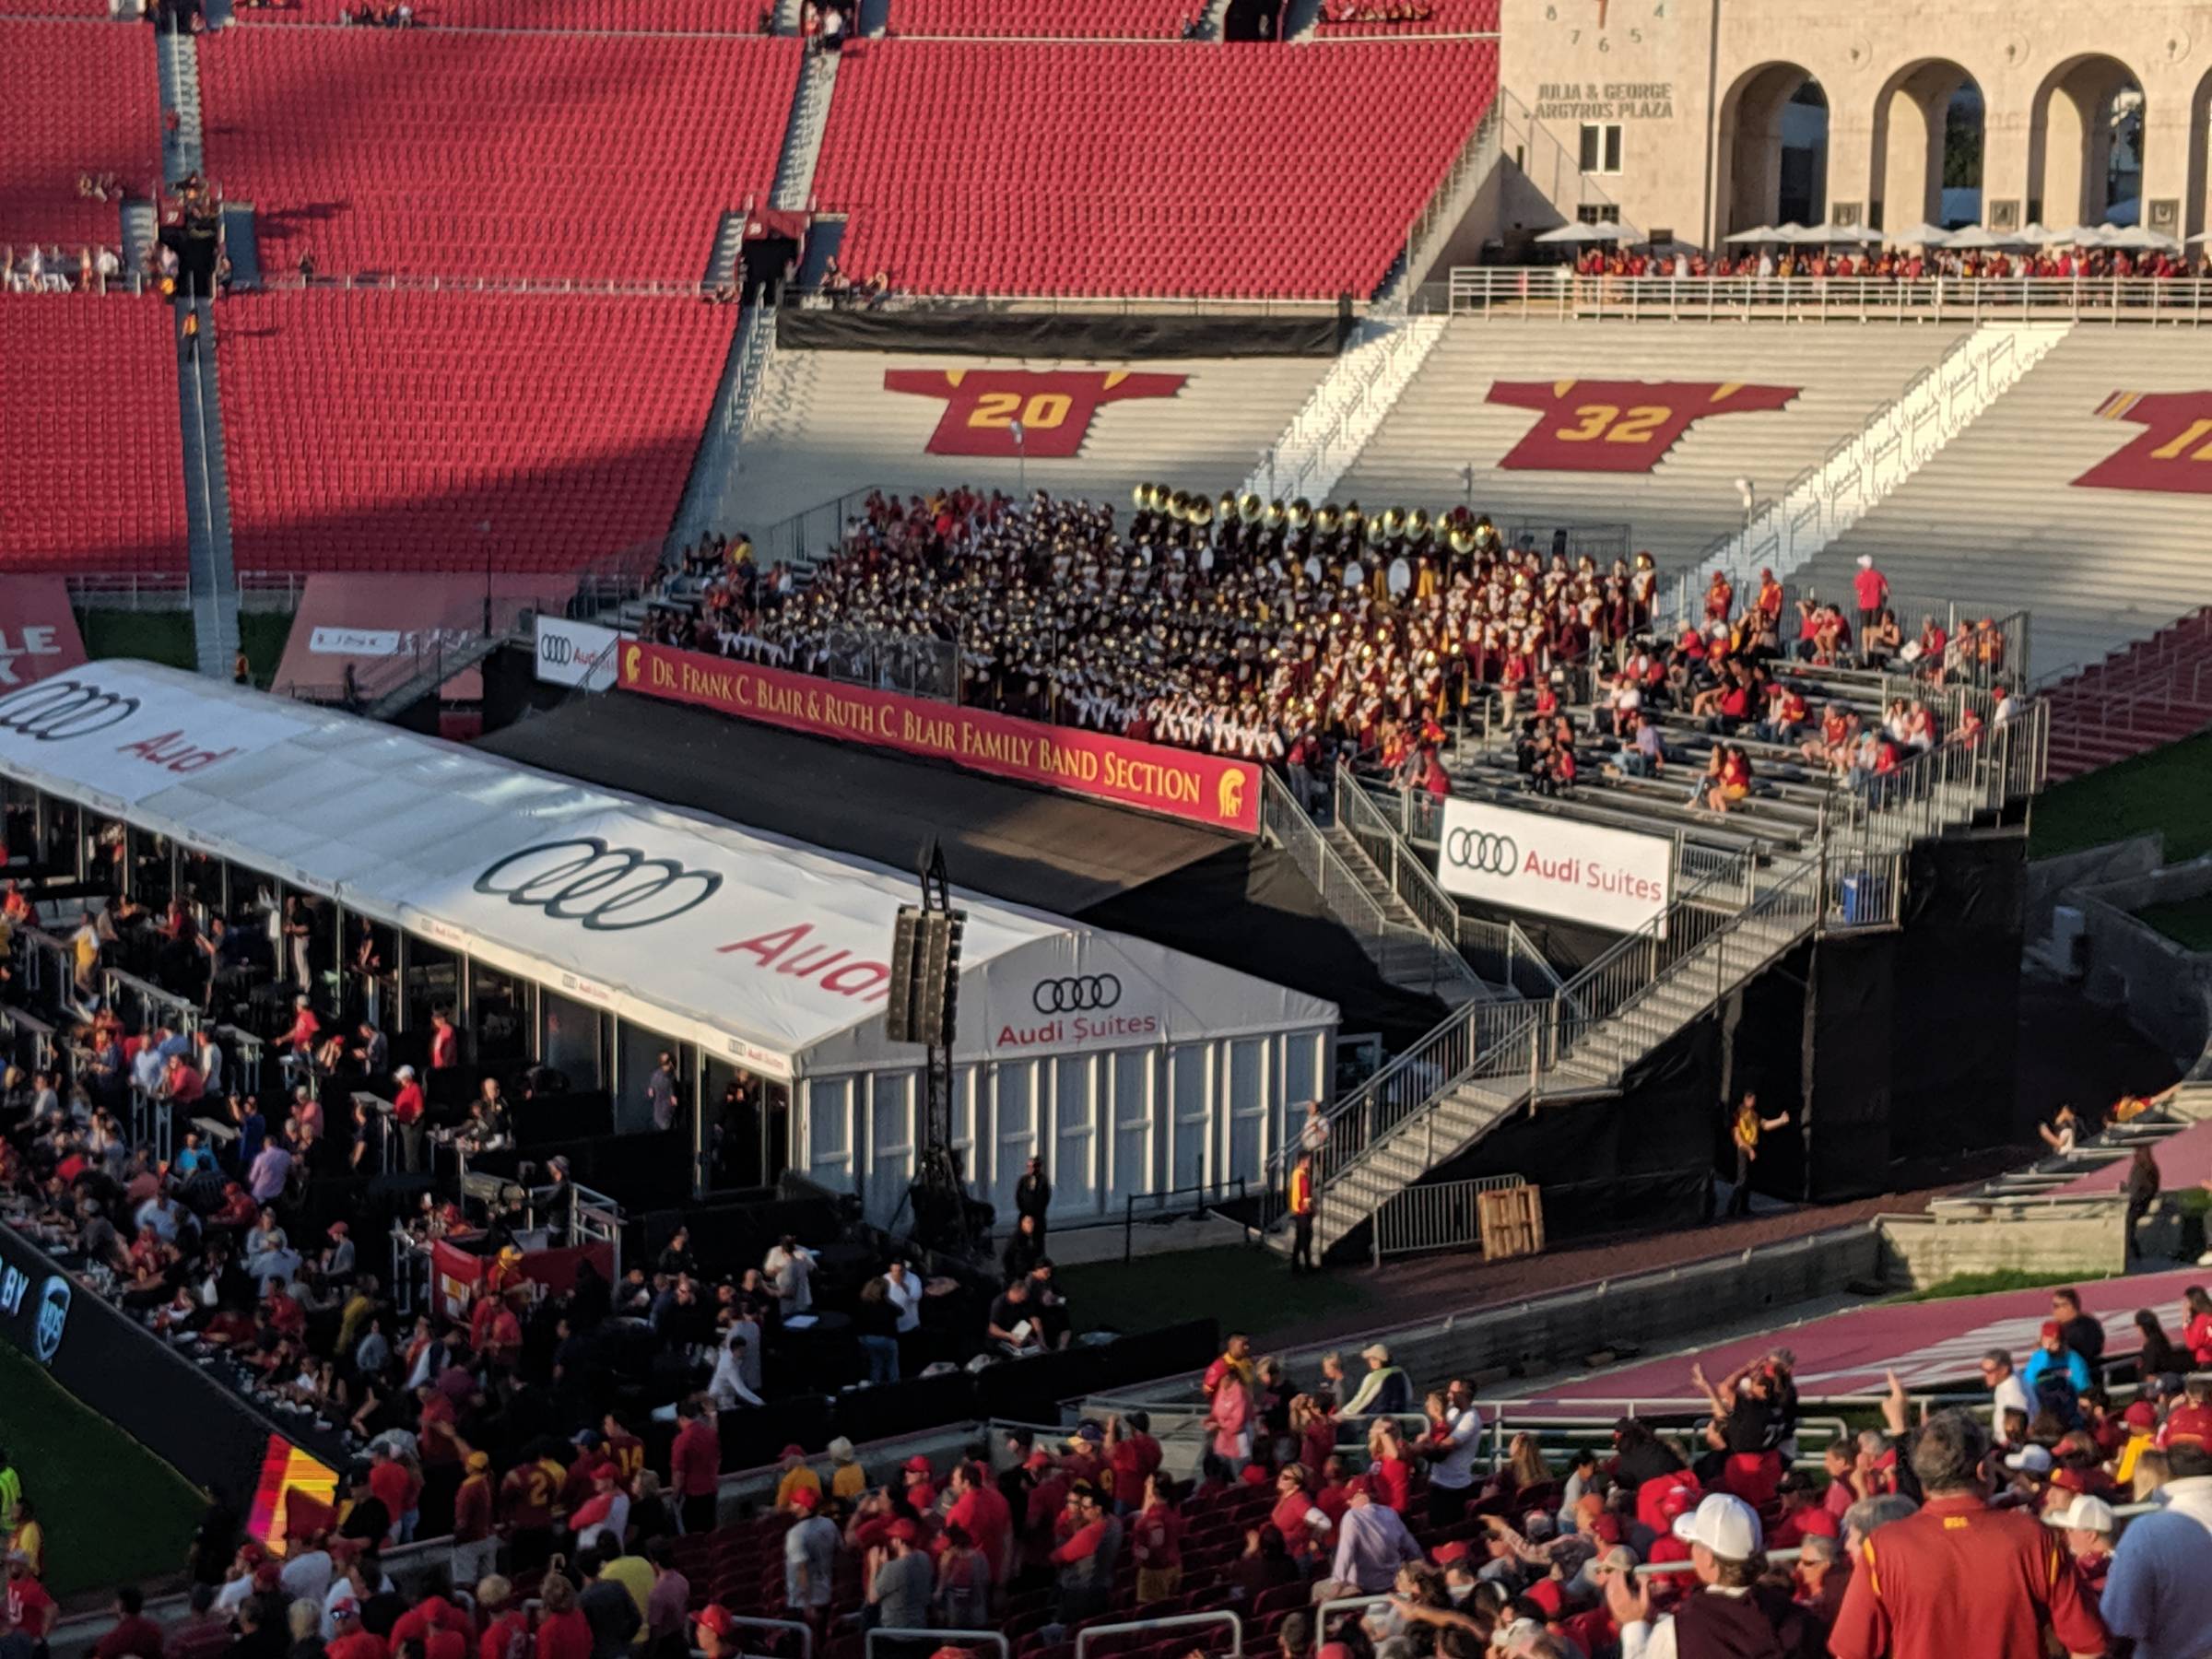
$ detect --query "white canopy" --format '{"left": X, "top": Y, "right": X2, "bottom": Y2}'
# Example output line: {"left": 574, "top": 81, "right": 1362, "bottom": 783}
{"left": 1535, "top": 220, "right": 1642, "bottom": 244}
{"left": 1941, "top": 225, "right": 2029, "bottom": 249}
{"left": 0, "top": 664, "right": 1335, "bottom": 1082}
{"left": 1723, "top": 225, "right": 1777, "bottom": 244}
{"left": 1793, "top": 221, "right": 1879, "bottom": 245}
{"left": 1880, "top": 220, "right": 1953, "bottom": 247}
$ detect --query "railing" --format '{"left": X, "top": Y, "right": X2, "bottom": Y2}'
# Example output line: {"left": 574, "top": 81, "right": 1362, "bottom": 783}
{"left": 752, "top": 485, "right": 883, "bottom": 571}
{"left": 871, "top": 1633, "right": 1003, "bottom": 1659}
{"left": 1260, "top": 770, "right": 1477, "bottom": 1002}
{"left": 250, "top": 270, "right": 727, "bottom": 300}
{"left": 1253, "top": 314, "right": 1445, "bottom": 501}
{"left": 1332, "top": 768, "right": 1473, "bottom": 961}
{"left": 1488, "top": 89, "right": 1620, "bottom": 239}
{"left": 2048, "top": 656, "right": 2212, "bottom": 745}
{"left": 1124, "top": 1177, "right": 1250, "bottom": 1262}
{"left": 1373, "top": 1172, "right": 1525, "bottom": 1259}
{"left": 1677, "top": 326, "right": 2052, "bottom": 609}
{"left": 1508, "top": 520, "right": 1634, "bottom": 561}
{"left": 1447, "top": 268, "right": 2212, "bottom": 324}
{"left": 1076, "top": 1613, "right": 1241, "bottom": 1659}
{"left": 1382, "top": 97, "right": 1504, "bottom": 312}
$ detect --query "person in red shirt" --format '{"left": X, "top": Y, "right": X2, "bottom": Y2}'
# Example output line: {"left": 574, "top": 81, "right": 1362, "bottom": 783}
{"left": 476, "top": 1578, "right": 532, "bottom": 1659}
{"left": 1104, "top": 1411, "right": 1161, "bottom": 1512}
{"left": 93, "top": 1585, "right": 162, "bottom": 1659}
{"left": 500, "top": 1453, "right": 563, "bottom": 1578}
{"left": 668, "top": 1397, "right": 722, "bottom": 1535}
{"left": 429, "top": 1008, "right": 460, "bottom": 1073}
{"left": 941, "top": 1461, "right": 1012, "bottom": 1583}
{"left": 900, "top": 1453, "right": 939, "bottom": 1512}
{"left": 453, "top": 1453, "right": 495, "bottom": 1546}
{"left": 366, "top": 1445, "right": 411, "bottom": 1543}
{"left": 531, "top": 1576, "right": 591, "bottom": 1659}
{"left": 2159, "top": 1376, "right": 2212, "bottom": 1447}
{"left": 326, "top": 1602, "right": 387, "bottom": 1659}
{"left": 391, "top": 1065, "right": 427, "bottom": 1173}
{"left": 390, "top": 1588, "right": 472, "bottom": 1653}
{"left": 1363, "top": 1419, "right": 1413, "bottom": 1512}
{"left": 1268, "top": 1464, "right": 1334, "bottom": 1564}
{"left": 1828, "top": 1411, "right": 2105, "bottom": 1659}
{"left": 1129, "top": 1468, "right": 1183, "bottom": 1604}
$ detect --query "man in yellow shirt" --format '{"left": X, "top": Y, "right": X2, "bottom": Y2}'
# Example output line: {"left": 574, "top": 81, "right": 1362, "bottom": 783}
{"left": 826, "top": 1437, "right": 867, "bottom": 1502}
{"left": 1288, "top": 1152, "right": 1317, "bottom": 1277}
{"left": 772, "top": 1445, "right": 821, "bottom": 1512}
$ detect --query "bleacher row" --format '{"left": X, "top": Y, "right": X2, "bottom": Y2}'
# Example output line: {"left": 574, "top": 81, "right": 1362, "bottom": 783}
{"left": 665, "top": 1464, "right": 1555, "bottom": 1659}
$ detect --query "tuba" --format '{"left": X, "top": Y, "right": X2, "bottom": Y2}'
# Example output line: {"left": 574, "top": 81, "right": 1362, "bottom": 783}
{"left": 1241, "top": 491, "right": 1266, "bottom": 523}
{"left": 1132, "top": 482, "right": 1153, "bottom": 511}
{"left": 1381, "top": 506, "right": 1406, "bottom": 537}
{"left": 1315, "top": 503, "right": 1342, "bottom": 535}
{"left": 1188, "top": 494, "right": 1216, "bottom": 526}
{"left": 1265, "top": 499, "right": 1288, "bottom": 528}
{"left": 1449, "top": 525, "right": 1477, "bottom": 555}
{"left": 1365, "top": 516, "right": 1390, "bottom": 548}
{"left": 1288, "top": 498, "right": 1312, "bottom": 529}
{"left": 1165, "top": 490, "right": 1191, "bottom": 521}
{"left": 1406, "top": 508, "right": 1432, "bottom": 543}
{"left": 1218, "top": 490, "right": 1239, "bottom": 523}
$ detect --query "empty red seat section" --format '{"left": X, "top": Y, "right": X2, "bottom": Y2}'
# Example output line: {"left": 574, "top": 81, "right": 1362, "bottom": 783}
{"left": 214, "top": 288, "right": 738, "bottom": 574}
{"left": 889, "top": 0, "right": 1183, "bottom": 37}
{"left": 229, "top": 0, "right": 776, "bottom": 28}
{"left": 809, "top": 39, "right": 1498, "bottom": 300}
{"left": 0, "top": 294, "right": 188, "bottom": 575}
{"left": 197, "top": 29, "right": 799, "bottom": 281}
{"left": 0, "top": 18, "right": 161, "bottom": 251}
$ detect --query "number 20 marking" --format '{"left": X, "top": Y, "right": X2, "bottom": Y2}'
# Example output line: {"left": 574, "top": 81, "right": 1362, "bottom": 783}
{"left": 970, "top": 392, "right": 1074, "bottom": 429}
{"left": 1555, "top": 403, "right": 1673, "bottom": 443}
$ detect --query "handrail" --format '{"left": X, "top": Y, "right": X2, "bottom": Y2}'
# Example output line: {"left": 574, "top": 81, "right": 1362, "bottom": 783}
{"left": 870, "top": 1632, "right": 1004, "bottom": 1659}
{"left": 1332, "top": 769, "right": 1472, "bottom": 963}
{"left": 1077, "top": 1614, "right": 1241, "bottom": 1659}
{"left": 1261, "top": 770, "right": 1477, "bottom": 1002}
{"left": 1447, "top": 268, "right": 2212, "bottom": 324}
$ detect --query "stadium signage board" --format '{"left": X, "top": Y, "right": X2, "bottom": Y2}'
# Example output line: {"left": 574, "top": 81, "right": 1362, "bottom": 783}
{"left": 535, "top": 616, "right": 622, "bottom": 691}
{"left": 0, "top": 577, "right": 88, "bottom": 688}
{"left": 617, "top": 641, "right": 1261, "bottom": 835}
{"left": 1435, "top": 795, "right": 1674, "bottom": 935}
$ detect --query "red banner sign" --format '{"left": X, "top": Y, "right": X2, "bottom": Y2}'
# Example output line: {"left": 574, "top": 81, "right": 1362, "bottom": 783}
{"left": 2075, "top": 390, "right": 2212, "bottom": 493}
{"left": 884, "top": 368, "right": 1186, "bottom": 457}
{"left": 1488, "top": 379, "right": 1800, "bottom": 472}
{"left": 618, "top": 641, "right": 1260, "bottom": 835}
{"left": 0, "top": 577, "right": 88, "bottom": 688}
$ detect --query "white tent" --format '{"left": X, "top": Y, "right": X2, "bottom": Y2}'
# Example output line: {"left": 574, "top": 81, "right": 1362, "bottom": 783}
{"left": 1794, "top": 221, "right": 1879, "bottom": 245}
{"left": 0, "top": 664, "right": 1337, "bottom": 1222}
{"left": 1723, "top": 225, "right": 1778, "bottom": 244}
{"left": 1879, "top": 221, "right": 1953, "bottom": 247}
{"left": 1535, "top": 220, "right": 1643, "bottom": 243}
{"left": 2106, "top": 224, "right": 2182, "bottom": 253}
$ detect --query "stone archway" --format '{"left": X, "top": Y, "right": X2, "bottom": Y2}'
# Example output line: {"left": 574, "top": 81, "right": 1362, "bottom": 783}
{"left": 2029, "top": 53, "right": 2146, "bottom": 226}
{"left": 1870, "top": 58, "right": 1984, "bottom": 229}
{"left": 1720, "top": 61, "right": 1830, "bottom": 233}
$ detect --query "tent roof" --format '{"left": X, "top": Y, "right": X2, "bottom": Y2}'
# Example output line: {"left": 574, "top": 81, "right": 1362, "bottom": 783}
{"left": 0, "top": 665, "right": 1334, "bottom": 1078}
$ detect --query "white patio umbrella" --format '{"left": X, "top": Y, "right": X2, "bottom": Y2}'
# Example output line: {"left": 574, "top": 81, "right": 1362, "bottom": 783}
{"left": 2015, "top": 222, "right": 2064, "bottom": 244}
{"left": 1797, "top": 221, "right": 1880, "bottom": 245}
{"left": 1534, "top": 220, "right": 1643, "bottom": 244}
{"left": 1723, "top": 225, "right": 1778, "bottom": 244}
{"left": 1769, "top": 221, "right": 1817, "bottom": 243}
{"left": 1941, "top": 225, "right": 2029, "bottom": 250}
{"left": 2107, "top": 224, "right": 2181, "bottom": 253}
{"left": 1880, "top": 220, "right": 1953, "bottom": 247}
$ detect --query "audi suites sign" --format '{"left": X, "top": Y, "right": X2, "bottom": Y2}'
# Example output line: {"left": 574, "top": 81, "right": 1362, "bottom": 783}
{"left": 534, "top": 617, "right": 621, "bottom": 692}
{"left": 1434, "top": 796, "right": 1674, "bottom": 936}
{"left": 0, "top": 675, "right": 310, "bottom": 807}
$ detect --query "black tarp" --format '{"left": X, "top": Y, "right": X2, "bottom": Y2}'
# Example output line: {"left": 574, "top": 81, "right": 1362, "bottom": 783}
{"left": 1800, "top": 932, "right": 1897, "bottom": 1198}
{"left": 777, "top": 302, "right": 1350, "bottom": 359}
{"left": 1888, "top": 830, "right": 2024, "bottom": 1157}
{"left": 478, "top": 691, "right": 1233, "bottom": 915}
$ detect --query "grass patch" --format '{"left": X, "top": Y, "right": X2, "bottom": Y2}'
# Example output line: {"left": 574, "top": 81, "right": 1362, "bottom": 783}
{"left": 2030, "top": 731, "right": 2212, "bottom": 864}
{"left": 74, "top": 609, "right": 196, "bottom": 671}
{"left": 1893, "top": 1267, "right": 2109, "bottom": 1303}
{"left": 1058, "top": 1242, "right": 1368, "bottom": 1350}
{"left": 2135, "top": 893, "right": 2212, "bottom": 953}
{"left": 236, "top": 611, "right": 294, "bottom": 686}
{"left": 0, "top": 1342, "right": 205, "bottom": 1599}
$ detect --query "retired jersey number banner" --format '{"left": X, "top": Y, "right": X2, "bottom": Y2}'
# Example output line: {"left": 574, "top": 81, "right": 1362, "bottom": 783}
{"left": 1434, "top": 795, "right": 1674, "bottom": 935}
{"left": 885, "top": 368, "right": 1186, "bottom": 457}
{"left": 2075, "top": 390, "right": 2212, "bottom": 493}
{"left": 1488, "top": 380, "right": 1800, "bottom": 472}
{"left": 619, "top": 641, "right": 1259, "bottom": 834}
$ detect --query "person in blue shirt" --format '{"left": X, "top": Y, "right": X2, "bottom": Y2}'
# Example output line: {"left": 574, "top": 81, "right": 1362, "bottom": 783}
{"left": 230, "top": 1093, "right": 265, "bottom": 1171}
{"left": 2020, "top": 1320, "right": 2093, "bottom": 1402}
{"left": 171, "top": 1127, "right": 218, "bottom": 1180}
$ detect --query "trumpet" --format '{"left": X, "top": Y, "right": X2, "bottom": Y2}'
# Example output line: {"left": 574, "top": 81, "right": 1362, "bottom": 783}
{"left": 1288, "top": 498, "right": 1312, "bottom": 529}
{"left": 1240, "top": 491, "right": 1265, "bottom": 524}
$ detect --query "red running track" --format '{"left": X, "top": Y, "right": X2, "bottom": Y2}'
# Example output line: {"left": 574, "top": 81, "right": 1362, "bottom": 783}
{"left": 1514, "top": 1267, "right": 2211, "bottom": 1414}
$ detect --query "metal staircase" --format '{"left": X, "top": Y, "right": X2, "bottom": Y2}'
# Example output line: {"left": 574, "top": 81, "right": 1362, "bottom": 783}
{"left": 1259, "top": 771, "right": 1489, "bottom": 1006}
{"left": 1277, "top": 705, "right": 2050, "bottom": 1260}
{"left": 668, "top": 305, "right": 779, "bottom": 549}
{"left": 176, "top": 298, "right": 241, "bottom": 677}
{"left": 156, "top": 23, "right": 205, "bottom": 183}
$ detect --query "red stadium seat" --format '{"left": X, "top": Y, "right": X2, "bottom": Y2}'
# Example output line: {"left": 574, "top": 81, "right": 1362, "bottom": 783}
{"left": 891, "top": 0, "right": 1182, "bottom": 36}
{"left": 0, "top": 18, "right": 161, "bottom": 251}
{"left": 0, "top": 295, "right": 188, "bottom": 576}
{"left": 197, "top": 29, "right": 799, "bottom": 282}
{"left": 808, "top": 39, "right": 1497, "bottom": 300}
{"left": 213, "top": 288, "right": 736, "bottom": 575}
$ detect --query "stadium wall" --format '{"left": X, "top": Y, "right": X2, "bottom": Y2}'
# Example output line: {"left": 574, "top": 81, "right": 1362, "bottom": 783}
{"left": 0, "top": 1221, "right": 330, "bottom": 1512}
{"left": 776, "top": 305, "right": 1351, "bottom": 359}
{"left": 1874, "top": 1196, "right": 2127, "bottom": 1285}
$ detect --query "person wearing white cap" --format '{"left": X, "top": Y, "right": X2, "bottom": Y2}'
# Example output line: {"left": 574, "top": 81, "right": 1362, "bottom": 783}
{"left": 2055, "top": 1493, "right": 2115, "bottom": 1594}
{"left": 391, "top": 1063, "right": 426, "bottom": 1172}
{"left": 1606, "top": 1492, "right": 1824, "bottom": 1659}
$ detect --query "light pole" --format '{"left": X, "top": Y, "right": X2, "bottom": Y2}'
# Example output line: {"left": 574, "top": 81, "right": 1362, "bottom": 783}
{"left": 1010, "top": 418, "right": 1027, "bottom": 500}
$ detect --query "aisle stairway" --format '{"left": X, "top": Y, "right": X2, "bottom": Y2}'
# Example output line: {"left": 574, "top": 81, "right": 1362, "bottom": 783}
{"left": 1798, "top": 331, "right": 2212, "bottom": 677}
{"left": 1335, "top": 320, "right": 1970, "bottom": 570}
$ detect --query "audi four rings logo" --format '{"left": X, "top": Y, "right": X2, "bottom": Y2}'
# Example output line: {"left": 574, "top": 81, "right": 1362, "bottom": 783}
{"left": 475, "top": 838, "right": 724, "bottom": 931}
{"left": 1446, "top": 829, "right": 1519, "bottom": 875}
{"left": 539, "top": 635, "right": 579, "bottom": 667}
{"left": 1032, "top": 975, "right": 1122, "bottom": 1014}
{"left": 0, "top": 678, "right": 141, "bottom": 741}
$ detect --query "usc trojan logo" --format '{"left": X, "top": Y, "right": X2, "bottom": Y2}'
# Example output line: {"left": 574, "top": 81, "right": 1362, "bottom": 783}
{"left": 1488, "top": 380, "right": 1800, "bottom": 473}
{"left": 1218, "top": 769, "right": 1247, "bottom": 824}
{"left": 2076, "top": 391, "right": 2212, "bottom": 494}
{"left": 885, "top": 369, "right": 1186, "bottom": 458}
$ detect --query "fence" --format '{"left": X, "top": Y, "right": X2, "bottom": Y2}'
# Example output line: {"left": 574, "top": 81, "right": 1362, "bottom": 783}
{"left": 1372, "top": 1172, "right": 1527, "bottom": 1260}
{"left": 1075, "top": 1613, "right": 1241, "bottom": 1659}
{"left": 810, "top": 625, "right": 959, "bottom": 700}
{"left": 1124, "top": 1177, "right": 1249, "bottom": 1262}
{"left": 1506, "top": 521, "right": 1634, "bottom": 561}
{"left": 753, "top": 486, "right": 880, "bottom": 571}
{"left": 1447, "top": 268, "right": 2212, "bottom": 324}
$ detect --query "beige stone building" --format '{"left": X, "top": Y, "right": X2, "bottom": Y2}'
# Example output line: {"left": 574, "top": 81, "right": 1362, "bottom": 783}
{"left": 1489, "top": 0, "right": 2200, "bottom": 246}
